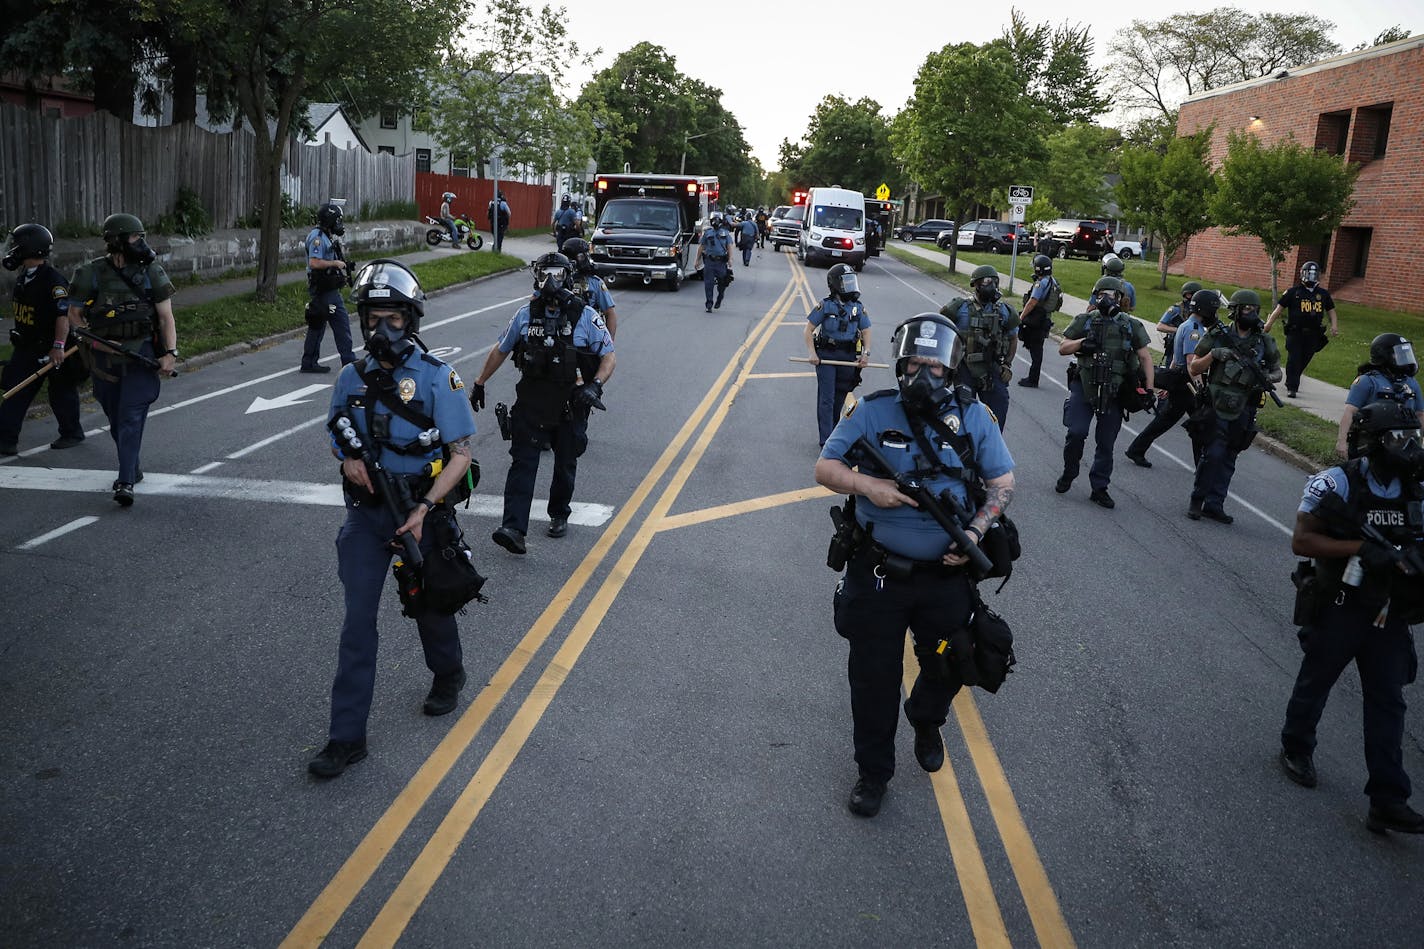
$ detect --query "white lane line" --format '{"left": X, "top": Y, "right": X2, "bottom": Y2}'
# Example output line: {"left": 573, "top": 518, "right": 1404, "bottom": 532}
{"left": 870, "top": 256, "right": 963, "bottom": 306}
{"left": 190, "top": 462, "right": 225, "bottom": 474}
{"left": 227, "top": 416, "right": 328, "bottom": 459}
{"left": 0, "top": 466, "right": 615, "bottom": 526}
{"left": 16, "top": 516, "right": 101, "bottom": 550}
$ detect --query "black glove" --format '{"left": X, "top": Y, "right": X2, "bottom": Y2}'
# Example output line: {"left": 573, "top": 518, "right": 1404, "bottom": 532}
{"left": 469, "top": 382, "right": 485, "bottom": 412}
{"left": 1359, "top": 538, "right": 1398, "bottom": 573}
{"left": 1077, "top": 337, "right": 1099, "bottom": 356}
{"left": 571, "top": 379, "right": 606, "bottom": 411}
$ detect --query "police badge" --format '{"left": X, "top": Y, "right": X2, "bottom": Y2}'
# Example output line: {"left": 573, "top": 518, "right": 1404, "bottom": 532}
{"left": 398, "top": 377, "right": 417, "bottom": 403}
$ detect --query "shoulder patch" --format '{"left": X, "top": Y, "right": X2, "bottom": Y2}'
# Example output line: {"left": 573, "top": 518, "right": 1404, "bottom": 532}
{"left": 448, "top": 369, "right": 465, "bottom": 391}
{"left": 842, "top": 393, "right": 859, "bottom": 418}
{"left": 1306, "top": 473, "right": 1338, "bottom": 501}
{"left": 52, "top": 284, "right": 68, "bottom": 299}
{"left": 591, "top": 313, "right": 608, "bottom": 332}
{"left": 984, "top": 406, "right": 999, "bottom": 427}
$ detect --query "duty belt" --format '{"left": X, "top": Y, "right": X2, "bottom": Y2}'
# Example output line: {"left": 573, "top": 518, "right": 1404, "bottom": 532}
{"left": 856, "top": 539, "right": 962, "bottom": 580}
{"left": 707, "top": 255, "right": 728, "bottom": 261}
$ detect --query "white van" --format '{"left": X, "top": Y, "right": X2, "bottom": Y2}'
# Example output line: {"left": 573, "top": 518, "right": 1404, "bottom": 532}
{"left": 798, "top": 187, "right": 867, "bottom": 270}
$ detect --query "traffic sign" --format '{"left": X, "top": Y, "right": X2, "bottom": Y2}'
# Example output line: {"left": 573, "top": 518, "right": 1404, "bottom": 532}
{"left": 1010, "top": 203, "right": 1026, "bottom": 223}
{"left": 875, "top": 183, "right": 890, "bottom": 200}
{"left": 1008, "top": 184, "right": 1033, "bottom": 204}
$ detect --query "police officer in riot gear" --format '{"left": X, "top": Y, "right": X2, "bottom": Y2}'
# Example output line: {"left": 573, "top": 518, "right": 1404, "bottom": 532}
{"left": 553, "top": 194, "right": 581, "bottom": 249}
{"left": 1281, "top": 400, "right": 1424, "bottom": 834}
{"left": 1015, "top": 254, "right": 1061, "bottom": 389}
{"left": 70, "top": 213, "right": 178, "bottom": 506}
{"left": 694, "top": 212, "right": 734, "bottom": 313}
{"left": 0, "top": 224, "right": 85, "bottom": 455}
{"left": 560, "top": 236, "right": 619, "bottom": 339}
{"left": 1337, "top": 334, "right": 1424, "bottom": 458}
{"left": 309, "top": 259, "right": 478, "bottom": 779}
{"left": 942, "top": 265, "right": 1019, "bottom": 430}
{"left": 1094, "top": 253, "right": 1136, "bottom": 313}
{"left": 1186, "top": 289, "right": 1282, "bottom": 523}
{"left": 804, "top": 263, "right": 872, "bottom": 445}
{"left": 472, "top": 252, "right": 615, "bottom": 553}
{"left": 300, "top": 203, "right": 356, "bottom": 373}
{"left": 1056, "top": 276, "right": 1154, "bottom": 508}
{"left": 1265, "top": 260, "right": 1339, "bottom": 397}
{"left": 815, "top": 313, "right": 1015, "bottom": 818}
{"left": 1126, "top": 285, "right": 1214, "bottom": 468}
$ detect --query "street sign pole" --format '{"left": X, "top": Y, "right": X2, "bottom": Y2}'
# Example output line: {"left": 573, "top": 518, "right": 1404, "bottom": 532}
{"left": 1006, "top": 187, "right": 1033, "bottom": 294}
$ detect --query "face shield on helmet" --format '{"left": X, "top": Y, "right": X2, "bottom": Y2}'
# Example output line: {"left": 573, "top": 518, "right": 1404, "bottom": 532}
{"left": 560, "top": 237, "right": 592, "bottom": 272}
{"left": 1350, "top": 401, "right": 1424, "bottom": 479}
{"left": 1300, "top": 261, "right": 1320, "bottom": 287}
{"left": 352, "top": 259, "right": 424, "bottom": 362}
{"left": 3, "top": 223, "right": 54, "bottom": 271}
{"left": 317, "top": 203, "right": 345, "bottom": 237}
{"left": 532, "top": 252, "right": 573, "bottom": 298}
{"left": 890, "top": 315, "right": 963, "bottom": 414}
{"left": 1388, "top": 341, "right": 1418, "bottom": 377}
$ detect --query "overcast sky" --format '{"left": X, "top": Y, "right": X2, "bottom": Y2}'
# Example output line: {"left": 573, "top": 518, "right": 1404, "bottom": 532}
{"left": 545, "top": 0, "right": 1415, "bottom": 169}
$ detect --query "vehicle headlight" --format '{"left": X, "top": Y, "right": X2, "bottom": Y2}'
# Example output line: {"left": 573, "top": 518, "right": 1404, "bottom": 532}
{"left": 809, "top": 231, "right": 822, "bottom": 241}
{"left": 854, "top": 237, "right": 864, "bottom": 245}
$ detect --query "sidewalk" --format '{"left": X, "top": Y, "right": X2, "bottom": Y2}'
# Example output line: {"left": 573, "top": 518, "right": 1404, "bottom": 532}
{"left": 891, "top": 241, "right": 1348, "bottom": 427}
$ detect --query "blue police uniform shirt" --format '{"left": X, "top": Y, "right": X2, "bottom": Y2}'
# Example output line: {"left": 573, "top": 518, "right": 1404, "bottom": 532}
{"left": 1028, "top": 276, "right": 1052, "bottom": 304}
{"left": 821, "top": 392, "right": 1014, "bottom": 561}
{"left": 1159, "top": 303, "right": 1185, "bottom": 328}
{"left": 327, "top": 350, "right": 477, "bottom": 476}
{"left": 807, "top": 298, "right": 870, "bottom": 345}
{"left": 1122, "top": 279, "right": 1136, "bottom": 310}
{"left": 306, "top": 229, "right": 337, "bottom": 272}
{"left": 497, "top": 300, "right": 614, "bottom": 357}
{"left": 1346, "top": 369, "right": 1424, "bottom": 412}
{"left": 1300, "top": 458, "right": 1403, "bottom": 514}
{"left": 702, "top": 227, "right": 732, "bottom": 258}
{"left": 555, "top": 207, "right": 579, "bottom": 228}
{"left": 1172, "top": 315, "right": 1207, "bottom": 370}
{"left": 582, "top": 275, "right": 616, "bottom": 315}
{"left": 739, "top": 219, "right": 758, "bottom": 241}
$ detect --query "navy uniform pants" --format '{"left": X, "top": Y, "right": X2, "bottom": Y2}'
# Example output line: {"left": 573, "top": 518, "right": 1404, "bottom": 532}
{"left": 1284, "top": 327, "right": 1321, "bottom": 394}
{"left": 501, "top": 403, "right": 589, "bottom": 535}
{"left": 833, "top": 552, "right": 974, "bottom": 784}
{"left": 329, "top": 502, "right": 464, "bottom": 743}
{"left": 702, "top": 258, "right": 730, "bottom": 307}
{"left": 0, "top": 341, "right": 84, "bottom": 445}
{"left": 91, "top": 346, "right": 160, "bottom": 485}
{"left": 739, "top": 237, "right": 753, "bottom": 265}
{"left": 1127, "top": 387, "right": 1200, "bottom": 463}
{"left": 1191, "top": 406, "right": 1256, "bottom": 510}
{"left": 1019, "top": 329, "right": 1046, "bottom": 386}
{"left": 1282, "top": 597, "right": 1417, "bottom": 803}
{"left": 302, "top": 289, "right": 356, "bottom": 369}
{"left": 1062, "top": 378, "right": 1122, "bottom": 490}
{"left": 814, "top": 347, "right": 859, "bottom": 446}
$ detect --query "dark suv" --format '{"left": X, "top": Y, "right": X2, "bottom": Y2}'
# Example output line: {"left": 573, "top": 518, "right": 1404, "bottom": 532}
{"left": 896, "top": 218, "right": 955, "bottom": 242}
{"left": 937, "top": 220, "right": 1033, "bottom": 254}
{"left": 1043, "top": 219, "right": 1112, "bottom": 260}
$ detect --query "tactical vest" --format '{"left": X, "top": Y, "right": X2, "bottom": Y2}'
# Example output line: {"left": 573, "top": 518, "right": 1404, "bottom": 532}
{"left": 1206, "top": 326, "right": 1270, "bottom": 421}
{"left": 82, "top": 258, "right": 155, "bottom": 342}
{"left": 954, "top": 299, "right": 1017, "bottom": 383}
{"left": 11, "top": 267, "right": 64, "bottom": 348}
{"left": 1316, "top": 461, "right": 1424, "bottom": 619}
{"left": 1362, "top": 370, "right": 1417, "bottom": 406}
{"left": 814, "top": 299, "right": 861, "bottom": 348}
{"left": 514, "top": 297, "right": 583, "bottom": 427}
{"left": 1075, "top": 312, "right": 1137, "bottom": 408}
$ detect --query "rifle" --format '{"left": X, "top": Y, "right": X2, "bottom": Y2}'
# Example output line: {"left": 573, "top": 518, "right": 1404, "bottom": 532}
{"left": 1315, "top": 492, "right": 1424, "bottom": 577}
{"left": 1088, "top": 315, "right": 1112, "bottom": 412}
{"left": 1210, "top": 325, "right": 1284, "bottom": 407}
{"left": 331, "top": 238, "right": 356, "bottom": 288}
{"left": 72, "top": 326, "right": 178, "bottom": 377}
{"left": 1, "top": 346, "right": 78, "bottom": 402}
{"left": 851, "top": 435, "right": 994, "bottom": 576}
{"left": 328, "top": 413, "right": 426, "bottom": 616}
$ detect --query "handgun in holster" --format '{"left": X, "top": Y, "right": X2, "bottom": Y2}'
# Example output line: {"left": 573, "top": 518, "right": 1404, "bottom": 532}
{"left": 494, "top": 401, "right": 511, "bottom": 441}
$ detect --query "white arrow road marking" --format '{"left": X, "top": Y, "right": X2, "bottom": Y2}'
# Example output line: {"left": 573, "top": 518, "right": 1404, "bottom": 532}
{"left": 245, "top": 384, "right": 331, "bottom": 414}
{"left": 0, "top": 466, "right": 615, "bottom": 526}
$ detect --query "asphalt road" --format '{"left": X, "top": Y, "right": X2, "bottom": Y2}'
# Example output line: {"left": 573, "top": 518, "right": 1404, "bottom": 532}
{"left": 2, "top": 245, "right": 1421, "bottom": 947}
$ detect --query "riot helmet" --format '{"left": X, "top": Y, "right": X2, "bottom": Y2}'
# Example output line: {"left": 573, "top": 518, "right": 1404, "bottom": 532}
{"left": 1101, "top": 253, "right": 1124, "bottom": 277}
{"left": 1367, "top": 333, "right": 1418, "bottom": 378}
{"left": 1189, "top": 288, "right": 1221, "bottom": 324}
{"left": 889, "top": 314, "right": 964, "bottom": 415}
{"left": 708, "top": 211, "right": 724, "bottom": 227}
{"left": 1092, "top": 276, "right": 1124, "bottom": 316}
{"left": 1031, "top": 254, "right": 1053, "bottom": 278}
{"left": 316, "top": 203, "right": 345, "bottom": 236}
{"left": 827, "top": 263, "right": 859, "bottom": 301}
{"left": 560, "top": 237, "right": 593, "bottom": 273}
{"left": 1348, "top": 399, "right": 1424, "bottom": 481}
{"left": 1227, "top": 288, "right": 1262, "bottom": 330}
{"left": 970, "top": 264, "right": 1000, "bottom": 304}
{"left": 1180, "top": 280, "right": 1203, "bottom": 302}
{"left": 532, "top": 252, "right": 574, "bottom": 297}
{"left": 561, "top": 193, "right": 571, "bottom": 208}
{"left": 351, "top": 259, "right": 425, "bottom": 362}
{"left": 1300, "top": 260, "right": 1321, "bottom": 288}
{"left": 3, "top": 223, "right": 54, "bottom": 270}
{"left": 101, "top": 213, "right": 155, "bottom": 266}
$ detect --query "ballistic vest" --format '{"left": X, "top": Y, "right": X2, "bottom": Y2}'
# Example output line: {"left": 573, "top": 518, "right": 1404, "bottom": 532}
{"left": 1205, "top": 325, "right": 1275, "bottom": 421}
{"left": 1316, "top": 460, "right": 1424, "bottom": 619}
{"left": 514, "top": 296, "right": 582, "bottom": 426}
{"left": 1075, "top": 312, "right": 1137, "bottom": 409}
{"left": 951, "top": 299, "right": 1018, "bottom": 383}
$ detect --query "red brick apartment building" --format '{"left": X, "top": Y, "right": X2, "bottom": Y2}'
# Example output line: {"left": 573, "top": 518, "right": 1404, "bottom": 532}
{"left": 1174, "top": 34, "right": 1423, "bottom": 314}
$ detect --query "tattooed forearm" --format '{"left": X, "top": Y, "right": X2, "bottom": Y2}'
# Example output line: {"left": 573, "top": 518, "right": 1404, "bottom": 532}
{"left": 969, "top": 475, "right": 1014, "bottom": 537}
{"left": 449, "top": 436, "right": 472, "bottom": 457}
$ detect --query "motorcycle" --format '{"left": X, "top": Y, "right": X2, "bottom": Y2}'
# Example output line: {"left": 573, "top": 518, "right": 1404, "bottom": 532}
{"left": 424, "top": 215, "right": 484, "bottom": 250}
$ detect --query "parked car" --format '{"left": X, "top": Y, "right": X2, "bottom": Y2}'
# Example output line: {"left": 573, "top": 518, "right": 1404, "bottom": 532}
{"left": 1114, "top": 238, "right": 1144, "bottom": 259}
{"left": 936, "top": 219, "right": 1033, "bottom": 254}
{"left": 897, "top": 218, "right": 956, "bottom": 242}
{"left": 770, "top": 205, "right": 805, "bottom": 250}
{"left": 1044, "top": 219, "right": 1113, "bottom": 261}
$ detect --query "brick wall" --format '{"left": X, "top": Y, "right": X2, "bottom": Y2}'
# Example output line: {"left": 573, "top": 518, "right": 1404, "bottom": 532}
{"left": 1174, "top": 41, "right": 1424, "bottom": 314}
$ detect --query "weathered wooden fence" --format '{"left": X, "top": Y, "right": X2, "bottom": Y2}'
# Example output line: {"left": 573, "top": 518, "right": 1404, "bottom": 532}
{"left": 0, "top": 103, "right": 414, "bottom": 231}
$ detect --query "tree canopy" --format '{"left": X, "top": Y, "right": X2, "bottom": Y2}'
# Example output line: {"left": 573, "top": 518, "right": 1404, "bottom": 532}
{"left": 999, "top": 8, "right": 1109, "bottom": 125}
{"left": 1116, "top": 130, "right": 1217, "bottom": 288}
{"left": 777, "top": 96, "right": 900, "bottom": 197}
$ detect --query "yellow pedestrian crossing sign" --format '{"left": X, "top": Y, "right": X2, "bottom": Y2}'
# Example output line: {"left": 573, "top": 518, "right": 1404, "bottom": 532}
{"left": 875, "top": 183, "right": 890, "bottom": 200}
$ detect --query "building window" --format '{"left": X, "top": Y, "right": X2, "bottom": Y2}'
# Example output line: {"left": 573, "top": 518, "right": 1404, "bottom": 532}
{"left": 1345, "top": 227, "right": 1372, "bottom": 278}
{"left": 415, "top": 148, "right": 431, "bottom": 173}
{"left": 1314, "top": 110, "right": 1350, "bottom": 156}
{"left": 450, "top": 153, "right": 469, "bottom": 177}
{"left": 380, "top": 107, "right": 398, "bottom": 130}
{"left": 1349, "top": 103, "right": 1393, "bottom": 162}
{"left": 377, "top": 145, "right": 395, "bottom": 155}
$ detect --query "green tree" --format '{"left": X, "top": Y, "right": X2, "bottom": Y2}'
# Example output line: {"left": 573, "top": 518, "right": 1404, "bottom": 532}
{"left": 1111, "top": 8, "right": 1340, "bottom": 120}
{"left": 1116, "top": 130, "right": 1217, "bottom": 289}
{"left": 1000, "top": 8, "right": 1109, "bottom": 125}
{"left": 890, "top": 42, "right": 1046, "bottom": 221}
{"left": 1352, "top": 25, "right": 1410, "bottom": 50}
{"left": 1029, "top": 123, "right": 1120, "bottom": 217}
{"left": 785, "top": 95, "right": 900, "bottom": 196}
{"left": 1209, "top": 130, "right": 1359, "bottom": 299}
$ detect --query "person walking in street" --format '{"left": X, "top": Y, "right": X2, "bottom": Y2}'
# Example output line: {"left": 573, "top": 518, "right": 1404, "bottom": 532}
{"left": 943, "top": 265, "right": 1019, "bottom": 430}
{"left": 694, "top": 212, "right": 734, "bottom": 313}
{"left": 804, "top": 263, "right": 871, "bottom": 446}
{"left": 1264, "top": 261, "right": 1339, "bottom": 398}
{"left": 488, "top": 191, "right": 511, "bottom": 253}
{"left": 1015, "top": 254, "right": 1061, "bottom": 390}
{"left": 300, "top": 203, "right": 356, "bottom": 373}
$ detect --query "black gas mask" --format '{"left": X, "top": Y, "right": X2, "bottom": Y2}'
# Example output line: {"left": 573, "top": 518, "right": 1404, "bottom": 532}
{"left": 1096, "top": 291, "right": 1121, "bottom": 318}
{"left": 1233, "top": 305, "right": 1262, "bottom": 332}
{"left": 1, "top": 250, "right": 20, "bottom": 271}
{"left": 363, "top": 311, "right": 416, "bottom": 363}
{"left": 974, "top": 277, "right": 1000, "bottom": 304}
{"left": 1372, "top": 428, "right": 1424, "bottom": 483}
{"left": 109, "top": 236, "right": 156, "bottom": 267}
{"left": 900, "top": 361, "right": 950, "bottom": 415}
